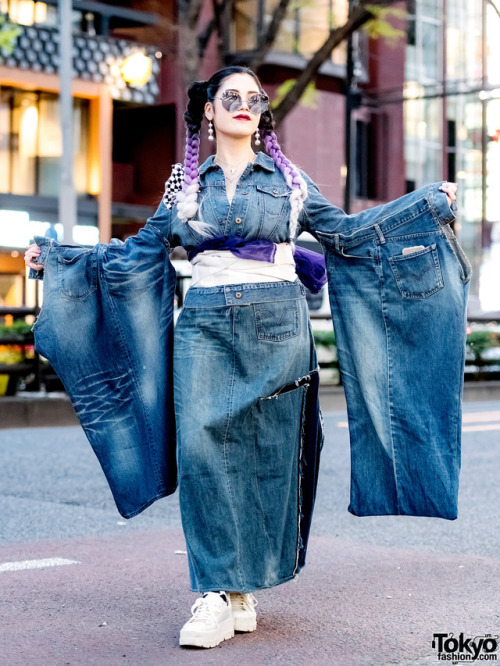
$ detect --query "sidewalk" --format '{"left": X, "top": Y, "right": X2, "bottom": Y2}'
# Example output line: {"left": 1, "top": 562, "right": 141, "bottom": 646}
{"left": 1, "top": 382, "right": 500, "bottom": 429}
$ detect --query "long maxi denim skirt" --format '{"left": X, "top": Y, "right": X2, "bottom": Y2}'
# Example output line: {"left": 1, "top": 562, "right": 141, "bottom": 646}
{"left": 173, "top": 280, "right": 323, "bottom": 594}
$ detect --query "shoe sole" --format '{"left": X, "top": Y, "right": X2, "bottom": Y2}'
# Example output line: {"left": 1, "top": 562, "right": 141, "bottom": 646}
{"left": 233, "top": 612, "right": 257, "bottom": 632}
{"left": 179, "top": 617, "right": 235, "bottom": 648}
{"left": 234, "top": 618, "right": 257, "bottom": 632}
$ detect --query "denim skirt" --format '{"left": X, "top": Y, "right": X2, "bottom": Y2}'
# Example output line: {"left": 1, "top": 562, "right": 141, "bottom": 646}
{"left": 173, "top": 280, "right": 323, "bottom": 593}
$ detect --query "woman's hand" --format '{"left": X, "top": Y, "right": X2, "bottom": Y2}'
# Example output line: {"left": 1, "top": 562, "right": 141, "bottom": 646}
{"left": 24, "top": 243, "right": 43, "bottom": 271}
{"left": 438, "top": 182, "right": 458, "bottom": 208}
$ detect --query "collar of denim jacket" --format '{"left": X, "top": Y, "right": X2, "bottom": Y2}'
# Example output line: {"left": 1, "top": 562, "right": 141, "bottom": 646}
{"left": 198, "top": 150, "right": 275, "bottom": 177}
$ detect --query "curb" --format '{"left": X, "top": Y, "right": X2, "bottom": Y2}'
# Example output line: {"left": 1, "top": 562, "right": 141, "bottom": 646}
{"left": 1, "top": 382, "right": 500, "bottom": 429}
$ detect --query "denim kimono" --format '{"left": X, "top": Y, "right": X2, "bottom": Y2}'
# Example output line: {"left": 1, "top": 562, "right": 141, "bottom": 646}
{"left": 29, "top": 150, "right": 471, "bottom": 592}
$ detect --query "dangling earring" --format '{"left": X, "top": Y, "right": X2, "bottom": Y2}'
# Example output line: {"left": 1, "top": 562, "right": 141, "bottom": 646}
{"left": 254, "top": 129, "right": 261, "bottom": 146}
{"left": 208, "top": 120, "right": 214, "bottom": 142}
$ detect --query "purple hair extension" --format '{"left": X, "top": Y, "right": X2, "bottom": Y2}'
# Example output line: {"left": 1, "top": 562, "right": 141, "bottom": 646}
{"left": 175, "top": 128, "right": 212, "bottom": 235}
{"left": 261, "top": 129, "right": 308, "bottom": 239}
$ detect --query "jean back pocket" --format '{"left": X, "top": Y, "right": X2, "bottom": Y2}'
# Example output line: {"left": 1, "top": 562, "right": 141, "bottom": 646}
{"left": 388, "top": 243, "right": 444, "bottom": 299}
{"left": 57, "top": 252, "right": 97, "bottom": 300}
{"left": 254, "top": 300, "right": 299, "bottom": 341}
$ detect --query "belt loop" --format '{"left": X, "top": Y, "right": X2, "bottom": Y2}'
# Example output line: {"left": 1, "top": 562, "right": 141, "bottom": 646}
{"left": 334, "top": 234, "right": 340, "bottom": 252}
{"left": 374, "top": 224, "right": 386, "bottom": 244}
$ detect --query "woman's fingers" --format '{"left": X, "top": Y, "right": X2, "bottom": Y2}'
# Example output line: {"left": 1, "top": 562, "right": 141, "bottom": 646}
{"left": 439, "top": 181, "right": 458, "bottom": 206}
{"left": 24, "top": 243, "right": 43, "bottom": 270}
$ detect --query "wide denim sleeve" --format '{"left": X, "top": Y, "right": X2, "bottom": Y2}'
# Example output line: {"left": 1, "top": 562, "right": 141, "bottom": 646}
{"left": 297, "top": 170, "right": 452, "bottom": 239}
{"left": 297, "top": 170, "right": 349, "bottom": 239}
{"left": 144, "top": 197, "right": 174, "bottom": 247}
{"left": 28, "top": 202, "right": 174, "bottom": 282}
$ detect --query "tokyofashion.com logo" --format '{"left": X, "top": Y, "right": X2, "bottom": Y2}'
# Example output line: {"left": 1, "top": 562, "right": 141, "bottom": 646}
{"left": 432, "top": 633, "right": 499, "bottom": 662}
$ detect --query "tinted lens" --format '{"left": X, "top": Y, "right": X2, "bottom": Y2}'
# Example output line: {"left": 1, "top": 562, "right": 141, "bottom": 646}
{"left": 221, "top": 92, "right": 242, "bottom": 112}
{"left": 220, "top": 91, "right": 269, "bottom": 114}
{"left": 248, "top": 94, "right": 269, "bottom": 114}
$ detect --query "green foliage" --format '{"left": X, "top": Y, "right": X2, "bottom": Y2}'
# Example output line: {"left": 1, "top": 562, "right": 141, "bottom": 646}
{"left": 271, "top": 79, "right": 319, "bottom": 110}
{"left": 362, "top": 6, "right": 407, "bottom": 46}
{"left": 313, "top": 329, "right": 336, "bottom": 348}
{"left": 0, "top": 14, "right": 21, "bottom": 54}
{"left": 0, "top": 320, "right": 33, "bottom": 338}
{"left": 466, "top": 330, "right": 500, "bottom": 361}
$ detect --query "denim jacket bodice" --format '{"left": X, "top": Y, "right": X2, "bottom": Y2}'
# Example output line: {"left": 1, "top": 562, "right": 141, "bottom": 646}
{"left": 150, "top": 151, "right": 355, "bottom": 251}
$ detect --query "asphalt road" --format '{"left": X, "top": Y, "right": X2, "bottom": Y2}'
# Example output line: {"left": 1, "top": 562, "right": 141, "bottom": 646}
{"left": 1, "top": 401, "right": 499, "bottom": 665}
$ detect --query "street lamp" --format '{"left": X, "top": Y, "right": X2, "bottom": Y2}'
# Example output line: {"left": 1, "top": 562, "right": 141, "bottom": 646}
{"left": 120, "top": 53, "right": 153, "bottom": 87}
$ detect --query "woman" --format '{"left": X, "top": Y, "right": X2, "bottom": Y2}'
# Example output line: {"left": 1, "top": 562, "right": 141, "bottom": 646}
{"left": 24, "top": 65, "right": 459, "bottom": 649}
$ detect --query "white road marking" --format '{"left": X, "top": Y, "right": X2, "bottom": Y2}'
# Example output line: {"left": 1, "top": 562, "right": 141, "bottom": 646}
{"left": 462, "top": 423, "right": 500, "bottom": 433}
{"left": 336, "top": 411, "right": 500, "bottom": 432}
{"left": 0, "top": 557, "right": 80, "bottom": 573}
{"left": 462, "top": 410, "right": 500, "bottom": 423}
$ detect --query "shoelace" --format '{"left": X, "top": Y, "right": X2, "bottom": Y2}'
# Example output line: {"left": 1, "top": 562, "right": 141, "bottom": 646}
{"left": 189, "top": 594, "right": 227, "bottom": 622}
{"left": 231, "top": 593, "right": 258, "bottom": 609}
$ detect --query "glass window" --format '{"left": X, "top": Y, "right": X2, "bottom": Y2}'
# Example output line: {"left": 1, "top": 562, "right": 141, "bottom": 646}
{"left": 264, "top": 0, "right": 297, "bottom": 54}
{"left": 0, "top": 87, "right": 90, "bottom": 197}
{"left": 0, "top": 92, "right": 10, "bottom": 195}
{"left": 38, "top": 94, "right": 62, "bottom": 197}
{"left": 10, "top": 90, "right": 38, "bottom": 196}
{"left": 231, "top": 0, "right": 348, "bottom": 66}
{"left": 4, "top": 1, "right": 49, "bottom": 26}
{"left": 421, "top": 0, "right": 440, "bottom": 19}
{"left": 232, "top": 0, "right": 259, "bottom": 51}
{"left": 0, "top": 274, "right": 24, "bottom": 307}
{"left": 422, "top": 21, "right": 439, "bottom": 80}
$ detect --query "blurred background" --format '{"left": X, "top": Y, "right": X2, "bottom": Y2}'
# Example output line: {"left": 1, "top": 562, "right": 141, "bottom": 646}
{"left": 0, "top": 0, "right": 499, "bottom": 396}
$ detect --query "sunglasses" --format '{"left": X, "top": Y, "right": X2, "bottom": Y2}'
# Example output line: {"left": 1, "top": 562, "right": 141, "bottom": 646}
{"left": 214, "top": 89, "right": 270, "bottom": 115}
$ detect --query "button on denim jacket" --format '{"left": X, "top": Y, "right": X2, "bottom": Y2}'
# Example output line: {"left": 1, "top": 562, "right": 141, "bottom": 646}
{"left": 30, "top": 151, "right": 471, "bottom": 521}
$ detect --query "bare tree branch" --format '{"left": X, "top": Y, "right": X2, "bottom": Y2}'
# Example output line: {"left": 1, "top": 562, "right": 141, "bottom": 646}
{"left": 249, "top": 0, "right": 293, "bottom": 71}
{"left": 178, "top": 0, "right": 206, "bottom": 87}
{"left": 184, "top": 0, "right": 205, "bottom": 30}
{"left": 487, "top": 0, "right": 500, "bottom": 20}
{"left": 210, "top": 0, "right": 227, "bottom": 64}
{"left": 198, "top": 18, "right": 216, "bottom": 59}
{"left": 272, "top": 0, "right": 399, "bottom": 126}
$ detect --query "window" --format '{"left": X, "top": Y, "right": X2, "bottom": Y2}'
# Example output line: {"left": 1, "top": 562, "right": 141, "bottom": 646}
{"left": 0, "top": 273, "right": 24, "bottom": 307}
{"left": 0, "top": 87, "right": 90, "bottom": 197}
{"left": 1, "top": 1, "right": 57, "bottom": 27}
{"left": 231, "top": 0, "right": 348, "bottom": 67}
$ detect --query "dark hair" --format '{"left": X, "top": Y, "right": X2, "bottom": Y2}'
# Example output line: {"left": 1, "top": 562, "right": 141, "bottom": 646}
{"left": 176, "top": 66, "right": 307, "bottom": 238}
{"left": 184, "top": 66, "right": 275, "bottom": 136}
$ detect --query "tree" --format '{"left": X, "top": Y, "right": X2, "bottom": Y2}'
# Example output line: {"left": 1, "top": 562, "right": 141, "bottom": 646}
{"left": 269, "top": 0, "right": 404, "bottom": 126}
{"left": 177, "top": 0, "right": 404, "bottom": 124}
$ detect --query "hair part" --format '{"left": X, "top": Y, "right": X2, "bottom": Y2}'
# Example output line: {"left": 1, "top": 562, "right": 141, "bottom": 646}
{"left": 175, "top": 65, "right": 307, "bottom": 239}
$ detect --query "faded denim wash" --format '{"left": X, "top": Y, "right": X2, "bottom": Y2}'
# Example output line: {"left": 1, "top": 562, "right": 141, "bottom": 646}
{"left": 29, "top": 150, "right": 471, "bottom": 530}
{"left": 173, "top": 281, "right": 322, "bottom": 592}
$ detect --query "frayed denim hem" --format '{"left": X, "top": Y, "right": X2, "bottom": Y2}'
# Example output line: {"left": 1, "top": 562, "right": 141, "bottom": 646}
{"left": 189, "top": 570, "right": 303, "bottom": 595}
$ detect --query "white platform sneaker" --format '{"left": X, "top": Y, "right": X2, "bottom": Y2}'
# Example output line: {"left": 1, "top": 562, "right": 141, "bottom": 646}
{"left": 179, "top": 591, "right": 234, "bottom": 648}
{"left": 230, "top": 592, "right": 258, "bottom": 632}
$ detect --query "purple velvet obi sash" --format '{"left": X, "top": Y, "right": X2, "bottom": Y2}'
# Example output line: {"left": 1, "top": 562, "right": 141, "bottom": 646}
{"left": 187, "top": 235, "right": 327, "bottom": 294}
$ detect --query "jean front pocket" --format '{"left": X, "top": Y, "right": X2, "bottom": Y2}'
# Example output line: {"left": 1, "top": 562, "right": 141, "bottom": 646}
{"left": 387, "top": 243, "right": 444, "bottom": 299}
{"left": 254, "top": 300, "right": 299, "bottom": 341}
{"left": 57, "top": 251, "right": 97, "bottom": 300}
{"left": 256, "top": 185, "right": 291, "bottom": 238}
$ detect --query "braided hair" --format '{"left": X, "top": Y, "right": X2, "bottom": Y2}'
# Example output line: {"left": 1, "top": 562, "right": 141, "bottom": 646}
{"left": 175, "top": 66, "right": 308, "bottom": 239}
